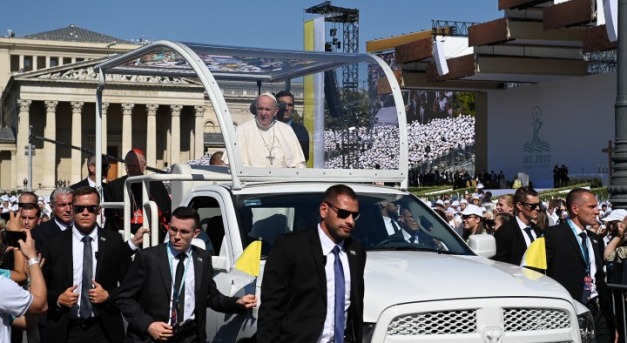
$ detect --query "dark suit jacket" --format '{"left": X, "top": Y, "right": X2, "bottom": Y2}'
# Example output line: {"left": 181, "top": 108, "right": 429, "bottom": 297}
{"left": 31, "top": 218, "right": 68, "bottom": 252}
{"left": 116, "top": 244, "right": 241, "bottom": 343}
{"left": 545, "top": 223, "right": 613, "bottom": 330}
{"left": 69, "top": 178, "right": 108, "bottom": 196}
{"left": 258, "top": 229, "right": 366, "bottom": 343}
{"left": 390, "top": 228, "right": 437, "bottom": 248}
{"left": 104, "top": 175, "right": 171, "bottom": 233}
{"left": 290, "top": 121, "right": 310, "bottom": 162}
{"left": 493, "top": 219, "right": 542, "bottom": 265}
{"left": 41, "top": 226, "right": 131, "bottom": 343}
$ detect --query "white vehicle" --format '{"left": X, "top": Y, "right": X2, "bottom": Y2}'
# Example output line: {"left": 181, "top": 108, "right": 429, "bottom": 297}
{"left": 94, "top": 41, "right": 593, "bottom": 342}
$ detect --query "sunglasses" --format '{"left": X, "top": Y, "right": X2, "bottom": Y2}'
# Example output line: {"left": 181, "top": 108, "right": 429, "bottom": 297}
{"left": 324, "top": 201, "right": 360, "bottom": 220}
{"left": 462, "top": 214, "right": 478, "bottom": 220}
{"left": 521, "top": 202, "right": 541, "bottom": 210}
{"left": 73, "top": 205, "right": 99, "bottom": 213}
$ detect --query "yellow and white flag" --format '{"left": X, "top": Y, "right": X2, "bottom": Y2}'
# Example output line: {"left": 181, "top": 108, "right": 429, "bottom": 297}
{"left": 521, "top": 237, "right": 547, "bottom": 279}
{"left": 234, "top": 240, "right": 262, "bottom": 277}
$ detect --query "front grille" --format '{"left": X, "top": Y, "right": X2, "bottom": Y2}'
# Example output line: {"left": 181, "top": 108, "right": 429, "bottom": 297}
{"left": 387, "top": 310, "right": 477, "bottom": 335}
{"left": 504, "top": 308, "right": 571, "bottom": 332}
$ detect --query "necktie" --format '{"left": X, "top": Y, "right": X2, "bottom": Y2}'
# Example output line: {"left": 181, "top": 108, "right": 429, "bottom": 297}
{"left": 579, "top": 232, "right": 590, "bottom": 270}
{"left": 80, "top": 236, "right": 93, "bottom": 319}
{"left": 174, "top": 254, "right": 187, "bottom": 323}
{"left": 332, "top": 245, "right": 345, "bottom": 343}
{"left": 523, "top": 227, "right": 535, "bottom": 244}
{"left": 409, "top": 235, "right": 417, "bottom": 244}
{"left": 391, "top": 220, "right": 400, "bottom": 233}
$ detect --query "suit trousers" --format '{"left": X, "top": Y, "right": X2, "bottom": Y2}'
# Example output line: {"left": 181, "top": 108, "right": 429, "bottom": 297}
{"left": 587, "top": 297, "right": 613, "bottom": 343}
{"left": 66, "top": 318, "right": 110, "bottom": 343}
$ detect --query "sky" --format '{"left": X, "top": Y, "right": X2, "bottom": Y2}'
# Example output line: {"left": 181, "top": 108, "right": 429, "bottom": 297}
{"left": 0, "top": 0, "right": 502, "bottom": 51}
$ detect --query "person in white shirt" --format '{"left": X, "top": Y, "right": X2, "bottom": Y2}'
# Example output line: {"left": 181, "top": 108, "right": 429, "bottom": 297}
{"left": 0, "top": 229, "right": 47, "bottom": 342}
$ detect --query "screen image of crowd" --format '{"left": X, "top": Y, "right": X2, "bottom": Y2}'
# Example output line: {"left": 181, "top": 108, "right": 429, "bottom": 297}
{"left": 190, "top": 114, "right": 476, "bottom": 182}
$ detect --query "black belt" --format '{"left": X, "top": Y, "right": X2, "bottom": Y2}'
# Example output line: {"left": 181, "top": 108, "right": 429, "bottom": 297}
{"left": 69, "top": 316, "right": 100, "bottom": 328}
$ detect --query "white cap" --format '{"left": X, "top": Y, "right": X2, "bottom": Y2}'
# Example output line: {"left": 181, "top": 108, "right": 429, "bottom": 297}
{"left": 435, "top": 199, "right": 445, "bottom": 207}
{"left": 451, "top": 200, "right": 460, "bottom": 207}
{"left": 471, "top": 193, "right": 480, "bottom": 200}
{"left": 461, "top": 204, "right": 484, "bottom": 217}
{"left": 476, "top": 183, "right": 485, "bottom": 189}
{"left": 601, "top": 209, "right": 627, "bottom": 222}
{"left": 460, "top": 199, "right": 468, "bottom": 204}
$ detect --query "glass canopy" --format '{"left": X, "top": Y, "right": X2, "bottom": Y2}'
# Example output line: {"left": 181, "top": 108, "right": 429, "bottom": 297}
{"left": 94, "top": 41, "right": 408, "bottom": 188}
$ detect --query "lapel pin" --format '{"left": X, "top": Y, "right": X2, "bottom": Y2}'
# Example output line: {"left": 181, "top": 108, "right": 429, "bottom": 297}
{"left": 197, "top": 257, "right": 202, "bottom": 262}
{"left": 349, "top": 250, "right": 356, "bottom": 255}
{"left": 100, "top": 236, "right": 106, "bottom": 241}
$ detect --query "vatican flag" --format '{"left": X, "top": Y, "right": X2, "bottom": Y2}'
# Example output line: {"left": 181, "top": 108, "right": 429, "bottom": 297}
{"left": 521, "top": 237, "right": 547, "bottom": 270}
{"left": 234, "top": 240, "right": 262, "bottom": 277}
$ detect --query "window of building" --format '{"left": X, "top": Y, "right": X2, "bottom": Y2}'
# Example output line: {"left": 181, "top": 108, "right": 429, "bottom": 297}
{"left": 37, "top": 56, "right": 45, "bottom": 70}
{"left": 10, "top": 55, "right": 19, "bottom": 72}
{"left": 76, "top": 58, "right": 84, "bottom": 62}
{"left": 23, "top": 56, "right": 33, "bottom": 72}
{"left": 50, "top": 57, "right": 59, "bottom": 67}
{"left": 63, "top": 57, "right": 72, "bottom": 65}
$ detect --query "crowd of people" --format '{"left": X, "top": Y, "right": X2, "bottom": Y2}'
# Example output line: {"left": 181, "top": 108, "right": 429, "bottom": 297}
{"left": 322, "top": 116, "right": 475, "bottom": 170}
{"left": 423, "top": 185, "right": 627, "bottom": 342}
{"left": 0, "top": 157, "right": 256, "bottom": 343}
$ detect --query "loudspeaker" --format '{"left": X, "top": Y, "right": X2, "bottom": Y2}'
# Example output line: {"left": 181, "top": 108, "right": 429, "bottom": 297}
{"left": 432, "top": 39, "right": 449, "bottom": 76}
{"left": 603, "top": 0, "right": 618, "bottom": 42}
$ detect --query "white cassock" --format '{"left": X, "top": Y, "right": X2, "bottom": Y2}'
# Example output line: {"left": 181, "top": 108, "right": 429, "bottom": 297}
{"left": 223, "top": 118, "right": 306, "bottom": 168}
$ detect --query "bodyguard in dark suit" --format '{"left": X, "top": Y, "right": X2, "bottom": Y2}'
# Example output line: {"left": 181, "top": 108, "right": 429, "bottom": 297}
{"left": 545, "top": 188, "right": 614, "bottom": 343}
{"left": 115, "top": 207, "right": 256, "bottom": 343}
{"left": 104, "top": 149, "right": 170, "bottom": 239}
{"left": 276, "top": 90, "right": 310, "bottom": 161}
{"left": 493, "top": 186, "right": 543, "bottom": 265}
{"left": 41, "top": 186, "right": 131, "bottom": 343}
{"left": 69, "top": 155, "right": 110, "bottom": 192}
{"left": 259, "top": 184, "right": 366, "bottom": 343}
{"left": 32, "top": 187, "right": 75, "bottom": 250}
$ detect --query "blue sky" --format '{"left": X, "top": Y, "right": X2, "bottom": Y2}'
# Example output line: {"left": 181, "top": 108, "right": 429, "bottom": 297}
{"left": 1, "top": 0, "right": 502, "bottom": 50}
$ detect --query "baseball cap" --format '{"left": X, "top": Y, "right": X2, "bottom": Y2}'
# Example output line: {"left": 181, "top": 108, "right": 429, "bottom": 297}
{"left": 461, "top": 204, "right": 484, "bottom": 217}
{"left": 601, "top": 209, "right": 627, "bottom": 222}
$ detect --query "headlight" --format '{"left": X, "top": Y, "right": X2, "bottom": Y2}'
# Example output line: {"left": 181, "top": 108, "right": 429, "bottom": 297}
{"left": 577, "top": 311, "right": 595, "bottom": 343}
{"left": 362, "top": 322, "right": 376, "bottom": 343}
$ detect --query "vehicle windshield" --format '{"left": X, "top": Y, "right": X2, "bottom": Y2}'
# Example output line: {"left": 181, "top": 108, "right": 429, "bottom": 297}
{"left": 234, "top": 190, "right": 473, "bottom": 257}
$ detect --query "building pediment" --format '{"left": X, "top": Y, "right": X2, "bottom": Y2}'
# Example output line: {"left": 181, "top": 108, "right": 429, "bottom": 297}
{"left": 14, "top": 58, "right": 199, "bottom": 86}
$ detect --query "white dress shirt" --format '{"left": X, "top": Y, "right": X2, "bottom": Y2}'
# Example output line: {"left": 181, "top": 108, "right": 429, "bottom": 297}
{"left": 71, "top": 226, "right": 99, "bottom": 318}
{"left": 317, "top": 225, "right": 351, "bottom": 343}
{"left": 516, "top": 217, "right": 537, "bottom": 247}
{"left": 167, "top": 245, "right": 196, "bottom": 324}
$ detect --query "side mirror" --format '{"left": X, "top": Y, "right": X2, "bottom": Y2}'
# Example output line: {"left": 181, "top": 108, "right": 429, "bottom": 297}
{"left": 467, "top": 234, "right": 496, "bottom": 258}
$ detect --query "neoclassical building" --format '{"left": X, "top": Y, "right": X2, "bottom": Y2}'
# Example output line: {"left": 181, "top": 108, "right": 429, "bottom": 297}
{"left": 0, "top": 25, "right": 302, "bottom": 193}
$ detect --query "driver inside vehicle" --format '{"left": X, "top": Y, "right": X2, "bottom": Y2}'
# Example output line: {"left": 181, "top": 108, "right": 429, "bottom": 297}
{"left": 392, "top": 207, "right": 437, "bottom": 248}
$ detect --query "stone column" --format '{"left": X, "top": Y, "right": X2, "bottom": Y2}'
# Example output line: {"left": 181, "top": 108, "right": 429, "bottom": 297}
{"left": 194, "top": 105, "right": 205, "bottom": 159}
{"left": 170, "top": 105, "right": 182, "bottom": 165}
{"left": 121, "top": 103, "right": 135, "bottom": 160}
{"left": 101, "top": 103, "right": 109, "bottom": 154}
{"left": 146, "top": 104, "right": 158, "bottom": 172}
{"left": 70, "top": 101, "right": 84, "bottom": 184}
{"left": 15, "top": 99, "right": 31, "bottom": 189}
{"left": 43, "top": 100, "right": 58, "bottom": 188}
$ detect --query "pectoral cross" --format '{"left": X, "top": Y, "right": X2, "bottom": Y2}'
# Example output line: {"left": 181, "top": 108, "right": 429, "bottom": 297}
{"left": 266, "top": 153, "right": 275, "bottom": 166}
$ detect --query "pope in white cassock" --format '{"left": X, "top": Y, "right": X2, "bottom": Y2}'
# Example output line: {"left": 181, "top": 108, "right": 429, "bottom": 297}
{"left": 223, "top": 92, "right": 306, "bottom": 168}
